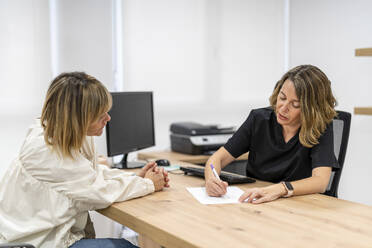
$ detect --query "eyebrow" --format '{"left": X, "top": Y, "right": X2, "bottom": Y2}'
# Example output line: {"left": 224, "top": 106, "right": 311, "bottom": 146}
{"left": 279, "top": 91, "right": 300, "bottom": 102}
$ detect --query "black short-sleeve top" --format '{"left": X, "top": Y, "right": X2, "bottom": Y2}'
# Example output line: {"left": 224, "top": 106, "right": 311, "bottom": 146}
{"left": 224, "top": 107, "right": 339, "bottom": 183}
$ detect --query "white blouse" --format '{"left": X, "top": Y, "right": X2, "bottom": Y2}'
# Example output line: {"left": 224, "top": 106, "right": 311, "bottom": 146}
{"left": 0, "top": 120, "right": 155, "bottom": 248}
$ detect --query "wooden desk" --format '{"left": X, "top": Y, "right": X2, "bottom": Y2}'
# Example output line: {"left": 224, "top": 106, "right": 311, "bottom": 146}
{"left": 138, "top": 150, "right": 248, "bottom": 164}
{"left": 98, "top": 164, "right": 372, "bottom": 248}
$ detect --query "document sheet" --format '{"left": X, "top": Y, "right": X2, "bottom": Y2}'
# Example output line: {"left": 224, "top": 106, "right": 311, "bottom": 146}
{"left": 186, "top": 186, "right": 244, "bottom": 205}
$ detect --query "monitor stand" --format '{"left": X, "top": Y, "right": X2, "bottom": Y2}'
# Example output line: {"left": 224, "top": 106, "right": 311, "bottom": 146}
{"left": 112, "top": 153, "right": 146, "bottom": 169}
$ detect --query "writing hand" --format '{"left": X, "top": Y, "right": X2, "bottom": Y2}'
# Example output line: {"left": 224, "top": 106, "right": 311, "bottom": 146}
{"left": 205, "top": 177, "right": 228, "bottom": 197}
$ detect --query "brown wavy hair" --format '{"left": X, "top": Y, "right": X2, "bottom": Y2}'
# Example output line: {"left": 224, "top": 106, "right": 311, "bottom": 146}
{"left": 41, "top": 72, "right": 112, "bottom": 158}
{"left": 269, "top": 65, "right": 337, "bottom": 148}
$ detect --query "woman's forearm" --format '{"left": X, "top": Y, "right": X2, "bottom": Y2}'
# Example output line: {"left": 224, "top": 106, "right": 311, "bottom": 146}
{"left": 291, "top": 167, "right": 332, "bottom": 195}
{"left": 204, "top": 147, "right": 234, "bottom": 180}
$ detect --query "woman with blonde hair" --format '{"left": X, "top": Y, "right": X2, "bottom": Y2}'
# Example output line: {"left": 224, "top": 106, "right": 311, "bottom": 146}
{"left": 204, "top": 65, "right": 339, "bottom": 204}
{"left": 0, "top": 72, "right": 169, "bottom": 248}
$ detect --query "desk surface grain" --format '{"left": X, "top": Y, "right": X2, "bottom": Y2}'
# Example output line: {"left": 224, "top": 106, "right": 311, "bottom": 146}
{"left": 98, "top": 165, "right": 372, "bottom": 248}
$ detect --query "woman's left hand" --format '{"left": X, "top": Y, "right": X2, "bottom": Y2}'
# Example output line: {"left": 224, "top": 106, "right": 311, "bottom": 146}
{"left": 239, "top": 183, "right": 286, "bottom": 204}
{"left": 137, "top": 162, "right": 157, "bottom": 178}
{"left": 138, "top": 162, "right": 170, "bottom": 187}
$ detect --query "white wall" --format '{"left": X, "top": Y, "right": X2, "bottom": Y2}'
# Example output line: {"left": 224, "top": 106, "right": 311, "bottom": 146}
{"left": 219, "top": 0, "right": 284, "bottom": 104}
{"left": 121, "top": 0, "right": 285, "bottom": 153}
{"left": 56, "top": 0, "right": 114, "bottom": 87}
{"left": 0, "top": 0, "right": 52, "bottom": 176}
{"left": 290, "top": 0, "right": 372, "bottom": 205}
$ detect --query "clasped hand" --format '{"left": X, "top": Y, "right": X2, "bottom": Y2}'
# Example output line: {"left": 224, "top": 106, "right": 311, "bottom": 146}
{"left": 138, "top": 162, "right": 170, "bottom": 191}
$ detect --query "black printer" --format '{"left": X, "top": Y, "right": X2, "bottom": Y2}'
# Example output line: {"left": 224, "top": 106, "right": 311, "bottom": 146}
{"left": 170, "top": 122, "right": 235, "bottom": 155}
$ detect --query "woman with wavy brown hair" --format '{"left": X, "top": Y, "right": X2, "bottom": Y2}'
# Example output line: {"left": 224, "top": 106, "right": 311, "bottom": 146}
{"left": 0, "top": 72, "right": 169, "bottom": 248}
{"left": 204, "top": 65, "right": 338, "bottom": 204}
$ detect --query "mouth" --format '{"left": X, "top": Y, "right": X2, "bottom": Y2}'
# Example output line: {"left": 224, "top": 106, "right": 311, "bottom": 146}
{"left": 278, "top": 113, "right": 289, "bottom": 121}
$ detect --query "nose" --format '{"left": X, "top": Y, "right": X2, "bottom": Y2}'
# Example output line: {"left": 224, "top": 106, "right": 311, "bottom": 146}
{"left": 106, "top": 113, "right": 111, "bottom": 122}
{"left": 281, "top": 101, "right": 289, "bottom": 113}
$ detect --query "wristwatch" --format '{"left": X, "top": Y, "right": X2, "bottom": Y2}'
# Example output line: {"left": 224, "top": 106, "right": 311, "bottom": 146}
{"left": 281, "top": 181, "right": 294, "bottom": 198}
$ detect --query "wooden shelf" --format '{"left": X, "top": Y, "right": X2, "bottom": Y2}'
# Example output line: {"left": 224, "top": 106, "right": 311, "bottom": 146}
{"left": 354, "top": 49, "right": 372, "bottom": 115}
{"left": 355, "top": 48, "right": 372, "bottom": 56}
{"left": 354, "top": 107, "right": 372, "bottom": 115}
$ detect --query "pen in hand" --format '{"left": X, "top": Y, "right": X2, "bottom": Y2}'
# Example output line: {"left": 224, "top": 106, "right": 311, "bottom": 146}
{"left": 209, "top": 163, "right": 228, "bottom": 196}
{"left": 210, "top": 164, "right": 221, "bottom": 181}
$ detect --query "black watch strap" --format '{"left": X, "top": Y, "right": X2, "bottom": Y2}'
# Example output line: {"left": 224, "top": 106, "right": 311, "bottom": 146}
{"left": 282, "top": 181, "right": 294, "bottom": 197}
{"left": 284, "top": 181, "right": 293, "bottom": 191}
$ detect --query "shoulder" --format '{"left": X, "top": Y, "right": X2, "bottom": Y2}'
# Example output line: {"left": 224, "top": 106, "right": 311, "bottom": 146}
{"left": 248, "top": 107, "right": 274, "bottom": 122}
{"left": 309, "top": 121, "right": 335, "bottom": 153}
{"left": 237, "top": 107, "right": 274, "bottom": 132}
{"left": 19, "top": 119, "right": 49, "bottom": 159}
{"left": 318, "top": 121, "right": 334, "bottom": 142}
{"left": 19, "top": 120, "right": 92, "bottom": 173}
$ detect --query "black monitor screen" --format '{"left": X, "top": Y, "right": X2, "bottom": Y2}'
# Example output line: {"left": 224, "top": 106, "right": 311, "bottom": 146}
{"left": 106, "top": 92, "right": 155, "bottom": 158}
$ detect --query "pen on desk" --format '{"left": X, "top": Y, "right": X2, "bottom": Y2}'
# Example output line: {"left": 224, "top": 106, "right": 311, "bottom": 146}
{"left": 210, "top": 164, "right": 221, "bottom": 181}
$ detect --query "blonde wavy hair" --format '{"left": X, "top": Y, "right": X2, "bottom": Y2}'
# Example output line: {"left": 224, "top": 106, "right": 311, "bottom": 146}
{"left": 41, "top": 72, "right": 112, "bottom": 158}
{"left": 269, "top": 65, "right": 337, "bottom": 148}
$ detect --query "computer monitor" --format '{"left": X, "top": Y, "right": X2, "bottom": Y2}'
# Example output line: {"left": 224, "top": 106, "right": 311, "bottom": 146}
{"left": 106, "top": 92, "right": 155, "bottom": 169}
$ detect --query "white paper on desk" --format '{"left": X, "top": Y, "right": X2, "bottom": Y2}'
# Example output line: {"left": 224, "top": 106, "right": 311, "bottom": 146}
{"left": 186, "top": 186, "right": 244, "bottom": 205}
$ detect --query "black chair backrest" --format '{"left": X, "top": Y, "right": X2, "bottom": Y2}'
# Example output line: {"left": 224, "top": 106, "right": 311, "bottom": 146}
{"left": 324, "top": 110, "right": 351, "bottom": 198}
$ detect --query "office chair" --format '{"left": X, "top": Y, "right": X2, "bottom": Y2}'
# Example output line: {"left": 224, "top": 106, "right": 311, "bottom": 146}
{"left": 0, "top": 244, "right": 35, "bottom": 248}
{"left": 324, "top": 110, "right": 351, "bottom": 198}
